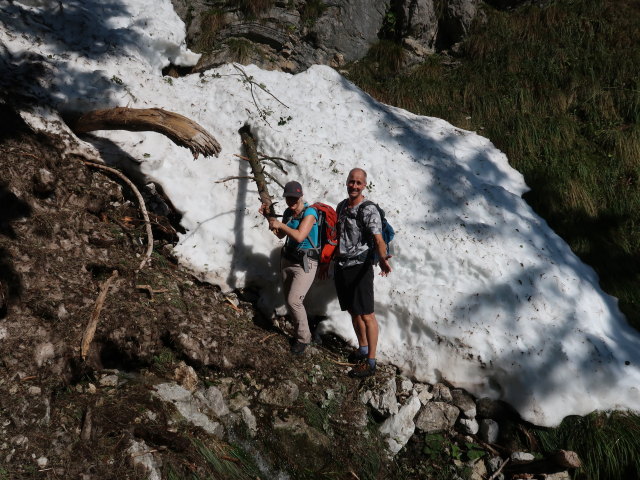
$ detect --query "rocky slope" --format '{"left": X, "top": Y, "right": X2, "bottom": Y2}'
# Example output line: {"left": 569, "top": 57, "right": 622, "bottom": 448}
{"left": 0, "top": 103, "right": 581, "bottom": 479}
{"left": 169, "top": 0, "right": 494, "bottom": 74}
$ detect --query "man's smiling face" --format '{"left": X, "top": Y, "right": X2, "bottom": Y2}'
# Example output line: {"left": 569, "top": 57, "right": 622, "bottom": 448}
{"left": 346, "top": 169, "right": 367, "bottom": 201}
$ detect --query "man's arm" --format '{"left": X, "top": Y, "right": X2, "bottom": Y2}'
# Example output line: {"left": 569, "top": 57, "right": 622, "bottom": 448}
{"left": 373, "top": 233, "right": 392, "bottom": 276}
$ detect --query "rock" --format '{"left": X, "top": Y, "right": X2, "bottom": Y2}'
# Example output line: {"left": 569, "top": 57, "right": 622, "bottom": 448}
{"left": 240, "top": 407, "right": 257, "bottom": 437}
{"left": 32, "top": 168, "right": 56, "bottom": 196}
{"left": 414, "top": 402, "right": 459, "bottom": 433}
{"left": 34, "top": 342, "right": 55, "bottom": 367}
{"left": 99, "top": 374, "right": 119, "bottom": 387}
{"left": 414, "top": 383, "right": 433, "bottom": 404}
{"left": 457, "top": 417, "right": 479, "bottom": 435}
{"left": 228, "top": 394, "right": 251, "bottom": 412}
{"left": 365, "top": 377, "right": 398, "bottom": 417}
{"left": 510, "top": 451, "right": 535, "bottom": 463}
{"left": 479, "top": 418, "right": 499, "bottom": 443}
{"left": 198, "top": 386, "right": 229, "bottom": 418}
{"left": 36, "top": 456, "right": 48, "bottom": 468}
{"left": 440, "top": 0, "right": 480, "bottom": 47}
{"left": 399, "top": 377, "right": 413, "bottom": 395}
{"left": 28, "top": 386, "right": 41, "bottom": 395}
{"left": 174, "top": 361, "right": 198, "bottom": 391}
{"left": 451, "top": 389, "right": 476, "bottom": 418}
{"left": 469, "top": 457, "right": 488, "bottom": 480}
{"left": 487, "top": 455, "right": 504, "bottom": 473}
{"left": 258, "top": 380, "right": 299, "bottom": 407}
{"left": 127, "top": 439, "right": 161, "bottom": 480}
{"left": 398, "top": 0, "right": 438, "bottom": 52}
{"left": 379, "top": 396, "right": 421, "bottom": 456}
{"left": 152, "top": 383, "right": 224, "bottom": 438}
{"left": 431, "top": 383, "right": 453, "bottom": 403}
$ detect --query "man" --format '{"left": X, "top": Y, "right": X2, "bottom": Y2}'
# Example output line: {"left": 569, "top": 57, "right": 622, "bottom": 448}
{"left": 331, "top": 168, "right": 392, "bottom": 378}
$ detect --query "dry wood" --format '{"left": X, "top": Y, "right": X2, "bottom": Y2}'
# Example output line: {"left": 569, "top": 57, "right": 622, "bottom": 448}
{"left": 215, "top": 175, "right": 256, "bottom": 183}
{"left": 239, "top": 125, "right": 275, "bottom": 217}
{"left": 504, "top": 449, "right": 581, "bottom": 476}
{"left": 136, "top": 284, "right": 169, "bottom": 299}
{"left": 70, "top": 107, "right": 221, "bottom": 158}
{"left": 81, "top": 270, "right": 118, "bottom": 361}
{"left": 488, "top": 458, "right": 509, "bottom": 480}
{"left": 259, "top": 333, "right": 278, "bottom": 343}
{"left": 80, "top": 406, "right": 92, "bottom": 441}
{"left": 83, "top": 161, "right": 153, "bottom": 271}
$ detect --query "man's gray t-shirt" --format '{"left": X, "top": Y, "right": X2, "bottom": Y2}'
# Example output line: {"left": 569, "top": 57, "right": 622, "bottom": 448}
{"left": 336, "top": 200, "right": 382, "bottom": 267}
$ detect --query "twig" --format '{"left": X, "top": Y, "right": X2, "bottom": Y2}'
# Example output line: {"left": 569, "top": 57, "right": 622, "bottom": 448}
{"left": 257, "top": 152, "right": 296, "bottom": 165}
{"left": 259, "top": 333, "right": 278, "bottom": 343}
{"left": 488, "top": 458, "right": 509, "bottom": 480}
{"left": 131, "top": 449, "right": 158, "bottom": 458}
{"left": 81, "top": 270, "right": 118, "bottom": 360}
{"left": 263, "top": 171, "right": 284, "bottom": 189}
{"left": 83, "top": 161, "right": 153, "bottom": 271}
{"left": 20, "top": 376, "right": 37, "bottom": 382}
{"left": 233, "top": 154, "right": 251, "bottom": 162}
{"left": 215, "top": 175, "right": 256, "bottom": 183}
{"left": 349, "top": 470, "right": 361, "bottom": 480}
{"left": 331, "top": 360, "right": 354, "bottom": 367}
{"left": 136, "top": 284, "right": 169, "bottom": 299}
{"left": 232, "top": 64, "right": 289, "bottom": 109}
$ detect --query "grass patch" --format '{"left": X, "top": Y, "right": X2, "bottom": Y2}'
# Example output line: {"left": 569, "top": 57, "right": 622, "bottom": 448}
{"left": 226, "top": 38, "right": 256, "bottom": 64}
{"left": 196, "top": 8, "right": 227, "bottom": 52}
{"left": 535, "top": 411, "right": 640, "bottom": 479}
{"left": 301, "top": 0, "right": 327, "bottom": 27}
{"left": 232, "top": 0, "right": 274, "bottom": 19}
{"left": 346, "top": 0, "right": 640, "bottom": 328}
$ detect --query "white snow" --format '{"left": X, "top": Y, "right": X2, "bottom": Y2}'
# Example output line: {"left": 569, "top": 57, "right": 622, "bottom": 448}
{"left": 2, "top": 0, "right": 640, "bottom": 426}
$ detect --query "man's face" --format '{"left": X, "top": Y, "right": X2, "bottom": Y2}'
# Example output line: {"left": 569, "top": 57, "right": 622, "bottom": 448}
{"left": 346, "top": 170, "right": 366, "bottom": 200}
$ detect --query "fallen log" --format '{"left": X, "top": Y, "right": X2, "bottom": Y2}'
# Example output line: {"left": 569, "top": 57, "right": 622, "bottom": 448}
{"left": 68, "top": 107, "right": 221, "bottom": 159}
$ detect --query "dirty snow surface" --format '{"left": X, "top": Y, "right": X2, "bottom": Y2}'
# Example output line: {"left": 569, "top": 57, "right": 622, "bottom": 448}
{"left": 2, "top": 0, "right": 639, "bottom": 426}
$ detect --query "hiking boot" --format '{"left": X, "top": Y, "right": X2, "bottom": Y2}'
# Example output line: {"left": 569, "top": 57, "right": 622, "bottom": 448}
{"left": 347, "top": 350, "right": 367, "bottom": 364}
{"left": 348, "top": 361, "right": 376, "bottom": 378}
{"left": 290, "top": 340, "right": 308, "bottom": 355}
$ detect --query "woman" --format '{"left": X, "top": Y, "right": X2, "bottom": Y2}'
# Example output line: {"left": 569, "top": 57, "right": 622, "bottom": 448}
{"left": 261, "top": 181, "right": 319, "bottom": 355}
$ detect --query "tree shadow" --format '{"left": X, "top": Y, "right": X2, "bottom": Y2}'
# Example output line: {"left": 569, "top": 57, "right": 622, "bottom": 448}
{"left": 0, "top": 0, "right": 145, "bottom": 110}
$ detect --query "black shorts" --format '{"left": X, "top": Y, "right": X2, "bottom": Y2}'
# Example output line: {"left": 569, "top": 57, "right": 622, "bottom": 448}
{"left": 334, "top": 262, "right": 374, "bottom": 315}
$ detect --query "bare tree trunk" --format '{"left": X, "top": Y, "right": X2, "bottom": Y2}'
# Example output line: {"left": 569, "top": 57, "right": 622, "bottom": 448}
{"left": 69, "top": 107, "right": 221, "bottom": 159}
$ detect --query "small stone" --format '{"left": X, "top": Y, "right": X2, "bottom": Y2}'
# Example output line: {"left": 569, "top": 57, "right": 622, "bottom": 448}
{"left": 451, "top": 389, "right": 476, "bottom": 418}
{"left": 510, "top": 451, "right": 535, "bottom": 463}
{"left": 36, "top": 456, "right": 48, "bottom": 468}
{"left": 87, "top": 383, "right": 97, "bottom": 394}
{"left": 174, "top": 361, "right": 198, "bottom": 391}
{"left": 479, "top": 418, "right": 499, "bottom": 444}
{"left": 99, "top": 374, "right": 119, "bottom": 387}
{"left": 240, "top": 407, "right": 257, "bottom": 437}
{"left": 431, "top": 383, "right": 453, "bottom": 402}
{"left": 28, "top": 386, "right": 41, "bottom": 395}
{"left": 457, "top": 417, "right": 479, "bottom": 435}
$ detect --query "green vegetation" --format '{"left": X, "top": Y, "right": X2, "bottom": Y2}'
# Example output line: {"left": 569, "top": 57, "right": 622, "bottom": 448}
{"left": 301, "top": 0, "right": 327, "bottom": 27}
{"left": 535, "top": 412, "right": 640, "bottom": 479}
{"left": 197, "top": 8, "right": 227, "bottom": 52}
{"left": 232, "top": 0, "right": 274, "bottom": 19}
{"left": 347, "top": 0, "right": 640, "bottom": 329}
{"left": 227, "top": 38, "right": 256, "bottom": 64}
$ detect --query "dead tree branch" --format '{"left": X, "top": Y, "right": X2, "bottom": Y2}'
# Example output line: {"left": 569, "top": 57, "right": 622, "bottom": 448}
{"left": 81, "top": 270, "right": 118, "bottom": 361}
{"left": 83, "top": 161, "right": 154, "bottom": 271}
{"left": 239, "top": 125, "right": 276, "bottom": 217}
{"left": 68, "top": 107, "right": 221, "bottom": 158}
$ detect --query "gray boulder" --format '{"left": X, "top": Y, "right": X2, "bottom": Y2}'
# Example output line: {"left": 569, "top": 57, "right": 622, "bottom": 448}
{"left": 415, "top": 401, "right": 460, "bottom": 433}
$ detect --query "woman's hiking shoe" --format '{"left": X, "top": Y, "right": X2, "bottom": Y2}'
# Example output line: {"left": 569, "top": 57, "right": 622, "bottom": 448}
{"left": 348, "top": 361, "right": 376, "bottom": 378}
{"left": 290, "top": 340, "right": 308, "bottom": 355}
